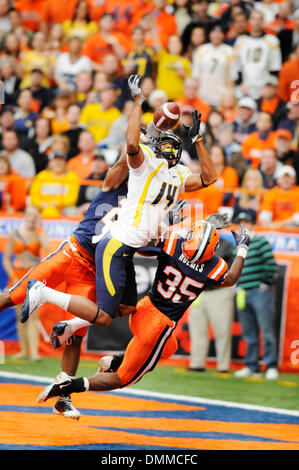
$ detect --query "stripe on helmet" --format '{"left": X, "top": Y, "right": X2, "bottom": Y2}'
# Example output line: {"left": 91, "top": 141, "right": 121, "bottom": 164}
{"left": 190, "top": 222, "right": 213, "bottom": 263}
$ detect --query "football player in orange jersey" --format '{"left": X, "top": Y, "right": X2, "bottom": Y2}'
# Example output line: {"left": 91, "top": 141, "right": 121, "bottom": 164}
{"left": 35, "top": 218, "right": 252, "bottom": 405}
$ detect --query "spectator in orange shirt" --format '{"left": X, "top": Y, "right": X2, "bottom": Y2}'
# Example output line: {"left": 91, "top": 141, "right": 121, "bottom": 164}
{"left": 256, "top": 75, "right": 287, "bottom": 128}
{"left": 265, "top": 1, "right": 294, "bottom": 35}
{"left": 14, "top": 0, "right": 45, "bottom": 32}
{"left": 217, "top": 88, "right": 238, "bottom": 123}
{"left": 76, "top": 153, "right": 109, "bottom": 215}
{"left": 175, "top": 77, "right": 211, "bottom": 123}
{"left": 277, "top": 43, "right": 299, "bottom": 103}
{"left": 82, "top": 13, "right": 134, "bottom": 70}
{"left": 89, "top": 0, "right": 143, "bottom": 36}
{"left": 242, "top": 112, "right": 277, "bottom": 169}
{"left": 40, "top": 0, "right": 79, "bottom": 32}
{"left": 67, "top": 130, "right": 97, "bottom": 180}
{"left": 134, "top": 0, "right": 177, "bottom": 49}
{"left": 278, "top": 8, "right": 299, "bottom": 62}
{"left": 198, "top": 144, "right": 239, "bottom": 217}
{"left": 259, "top": 165, "right": 299, "bottom": 227}
{"left": 0, "top": 155, "right": 27, "bottom": 213}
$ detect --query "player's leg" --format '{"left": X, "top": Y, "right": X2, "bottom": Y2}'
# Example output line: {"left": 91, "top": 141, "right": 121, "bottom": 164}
{"left": 8, "top": 240, "right": 71, "bottom": 315}
{"left": 37, "top": 297, "right": 176, "bottom": 402}
{"left": 24, "top": 234, "right": 136, "bottom": 325}
{"left": 49, "top": 260, "right": 137, "bottom": 348}
{"left": 0, "top": 293, "right": 14, "bottom": 312}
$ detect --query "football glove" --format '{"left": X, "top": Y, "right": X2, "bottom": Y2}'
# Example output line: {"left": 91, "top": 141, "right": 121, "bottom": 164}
{"left": 183, "top": 109, "right": 203, "bottom": 144}
{"left": 128, "top": 74, "right": 144, "bottom": 104}
{"left": 167, "top": 199, "right": 187, "bottom": 226}
{"left": 231, "top": 224, "right": 252, "bottom": 250}
{"left": 206, "top": 213, "right": 231, "bottom": 229}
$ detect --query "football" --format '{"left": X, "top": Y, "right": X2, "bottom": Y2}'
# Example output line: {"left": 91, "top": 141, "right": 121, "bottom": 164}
{"left": 153, "top": 102, "right": 181, "bottom": 131}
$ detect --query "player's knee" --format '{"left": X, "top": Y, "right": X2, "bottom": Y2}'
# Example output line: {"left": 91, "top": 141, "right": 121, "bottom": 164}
{"left": 119, "top": 304, "right": 136, "bottom": 317}
{"left": 0, "top": 293, "right": 14, "bottom": 312}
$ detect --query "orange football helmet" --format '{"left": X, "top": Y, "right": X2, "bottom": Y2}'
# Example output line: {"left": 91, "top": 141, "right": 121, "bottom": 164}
{"left": 182, "top": 221, "right": 219, "bottom": 263}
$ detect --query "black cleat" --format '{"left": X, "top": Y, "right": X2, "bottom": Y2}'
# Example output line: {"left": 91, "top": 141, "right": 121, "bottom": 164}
{"left": 37, "top": 379, "right": 72, "bottom": 403}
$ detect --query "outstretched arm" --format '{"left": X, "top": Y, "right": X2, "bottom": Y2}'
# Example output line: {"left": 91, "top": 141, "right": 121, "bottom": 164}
{"left": 220, "top": 225, "right": 252, "bottom": 287}
{"left": 183, "top": 110, "right": 217, "bottom": 191}
{"left": 102, "top": 148, "right": 129, "bottom": 191}
{"left": 126, "top": 74, "right": 146, "bottom": 169}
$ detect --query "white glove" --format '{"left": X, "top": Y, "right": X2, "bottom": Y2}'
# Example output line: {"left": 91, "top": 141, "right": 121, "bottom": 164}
{"left": 128, "top": 74, "right": 144, "bottom": 104}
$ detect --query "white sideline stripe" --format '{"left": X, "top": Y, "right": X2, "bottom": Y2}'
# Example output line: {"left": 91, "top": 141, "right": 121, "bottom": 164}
{"left": 1, "top": 371, "right": 299, "bottom": 417}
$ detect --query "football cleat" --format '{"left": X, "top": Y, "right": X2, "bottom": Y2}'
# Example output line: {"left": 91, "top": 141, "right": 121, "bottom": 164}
{"left": 53, "top": 397, "right": 81, "bottom": 420}
{"left": 182, "top": 220, "right": 219, "bottom": 264}
{"left": 20, "top": 279, "right": 46, "bottom": 323}
{"left": 37, "top": 379, "right": 72, "bottom": 403}
{"left": 50, "top": 321, "right": 74, "bottom": 349}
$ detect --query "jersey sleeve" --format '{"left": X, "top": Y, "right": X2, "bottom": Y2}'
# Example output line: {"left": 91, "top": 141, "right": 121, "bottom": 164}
{"left": 127, "top": 144, "right": 154, "bottom": 176}
{"left": 175, "top": 164, "right": 192, "bottom": 192}
{"left": 205, "top": 256, "right": 229, "bottom": 287}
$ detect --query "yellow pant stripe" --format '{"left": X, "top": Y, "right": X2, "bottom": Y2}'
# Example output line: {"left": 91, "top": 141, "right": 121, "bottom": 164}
{"left": 102, "top": 239, "right": 123, "bottom": 297}
{"left": 133, "top": 161, "right": 165, "bottom": 227}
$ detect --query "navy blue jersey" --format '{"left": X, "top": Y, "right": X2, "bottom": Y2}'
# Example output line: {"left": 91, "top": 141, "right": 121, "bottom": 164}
{"left": 148, "top": 231, "right": 229, "bottom": 323}
{"left": 73, "top": 181, "right": 128, "bottom": 257}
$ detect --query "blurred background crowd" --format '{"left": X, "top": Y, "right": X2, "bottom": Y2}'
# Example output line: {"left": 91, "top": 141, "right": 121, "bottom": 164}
{"left": 0, "top": 0, "right": 298, "bottom": 227}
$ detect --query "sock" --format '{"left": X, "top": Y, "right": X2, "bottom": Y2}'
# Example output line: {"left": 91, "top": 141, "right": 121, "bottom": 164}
{"left": 42, "top": 286, "right": 71, "bottom": 311}
{"left": 68, "top": 317, "right": 91, "bottom": 334}
{"left": 61, "top": 377, "right": 88, "bottom": 396}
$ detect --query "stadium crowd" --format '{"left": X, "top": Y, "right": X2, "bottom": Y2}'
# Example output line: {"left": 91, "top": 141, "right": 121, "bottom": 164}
{"left": 0, "top": 0, "right": 298, "bottom": 227}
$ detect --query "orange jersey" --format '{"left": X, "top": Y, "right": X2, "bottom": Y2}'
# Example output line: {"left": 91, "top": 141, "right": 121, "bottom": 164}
{"left": 82, "top": 31, "right": 134, "bottom": 64}
{"left": 241, "top": 131, "right": 276, "bottom": 169}
{"left": 175, "top": 97, "right": 211, "bottom": 123}
{"left": 260, "top": 185, "right": 299, "bottom": 222}
{"left": 14, "top": 0, "right": 45, "bottom": 31}
{"left": 89, "top": 0, "right": 144, "bottom": 34}
{"left": 184, "top": 166, "right": 239, "bottom": 217}
{"left": 277, "top": 58, "right": 299, "bottom": 103}
{"left": 67, "top": 154, "right": 94, "bottom": 180}
{"left": 133, "top": 8, "right": 177, "bottom": 49}
{"left": 1, "top": 174, "right": 27, "bottom": 212}
{"left": 40, "top": 0, "right": 79, "bottom": 24}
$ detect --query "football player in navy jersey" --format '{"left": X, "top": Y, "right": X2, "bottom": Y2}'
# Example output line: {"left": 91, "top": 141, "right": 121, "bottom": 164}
{"left": 35, "top": 218, "right": 252, "bottom": 404}
{"left": 0, "top": 149, "right": 133, "bottom": 419}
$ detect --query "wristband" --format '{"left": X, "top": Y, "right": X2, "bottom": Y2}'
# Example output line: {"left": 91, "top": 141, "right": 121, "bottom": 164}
{"left": 237, "top": 246, "right": 248, "bottom": 259}
{"left": 127, "top": 145, "right": 140, "bottom": 156}
{"left": 195, "top": 136, "right": 203, "bottom": 143}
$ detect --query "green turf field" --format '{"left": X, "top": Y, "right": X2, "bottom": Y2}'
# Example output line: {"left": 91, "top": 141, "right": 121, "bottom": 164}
{"left": 1, "top": 356, "right": 299, "bottom": 411}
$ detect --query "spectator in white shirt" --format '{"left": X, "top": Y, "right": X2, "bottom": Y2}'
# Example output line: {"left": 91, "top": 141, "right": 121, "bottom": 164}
{"left": 54, "top": 36, "right": 92, "bottom": 92}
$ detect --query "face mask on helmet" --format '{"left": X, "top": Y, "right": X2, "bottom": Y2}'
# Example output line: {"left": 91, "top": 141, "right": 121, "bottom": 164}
{"left": 182, "top": 221, "right": 219, "bottom": 264}
{"left": 148, "top": 131, "right": 183, "bottom": 166}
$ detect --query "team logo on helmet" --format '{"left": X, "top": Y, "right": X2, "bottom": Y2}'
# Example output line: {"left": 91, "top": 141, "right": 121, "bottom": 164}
{"left": 182, "top": 221, "right": 219, "bottom": 263}
{"left": 147, "top": 131, "right": 183, "bottom": 166}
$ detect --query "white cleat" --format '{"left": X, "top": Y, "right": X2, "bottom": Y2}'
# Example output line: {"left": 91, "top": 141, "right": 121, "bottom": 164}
{"left": 53, "top": 397, "right": 81, "bottom": 420}
{"left": 20, "top": 279, "right": 46, "bottom": 323}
